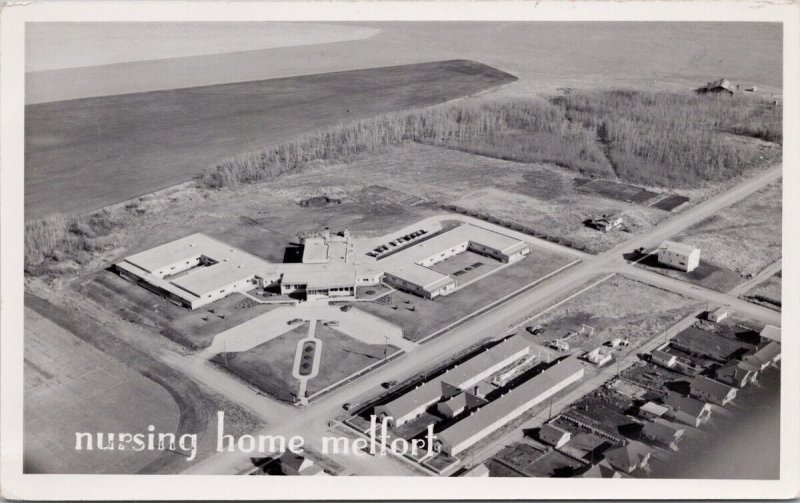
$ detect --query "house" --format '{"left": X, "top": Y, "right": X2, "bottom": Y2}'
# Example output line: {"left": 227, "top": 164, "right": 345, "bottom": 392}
{"left": 585, "top": 347, "right": 613, "bottom": 366}
{"left": 690, "top": 376, "right": 737, "bottom": 406}
{"left": 581, "top": 460, "right": 627, "bottom": 478}
{"left": 642, "top": 421, "right": 684, "bottom": 450}
{"left": 278, "top": 452, "right": 328, "bottom": 476}
{"left": 604, "top": 442, "right": 651, "bottom": 474}
{"left": 539, "top": 423, "right": 572, "bottom": 449}
{"left": 461, "top": 463, "right": 490, "bottom": 477}
{"left": 760, "top": 325, "right": 781, "bottom": 342}
{"left": 697, "top": 78, "right": 735, "bottom": 95}
{"left": 638, "top": 402, "right": 669, "bottom": 420}
{"left": 657, "top": 241, "right": 701, "bottom": 272}
{"left": 664, "top": 392, "right": 712, "bottom": 427}
{"left": 707, "top": 306, "right": 730, "bottom": 323}
{"left": 715, "top": 360, "right": 760, "bottom": 388}
{"left": 742, "top": 340, "right": 781, "bottom": 370}
{"left": 651, "top": 349, "right": 677, "bottom": 369}
{"left": 588, "top": 214, "right": 623, "bottom": 233}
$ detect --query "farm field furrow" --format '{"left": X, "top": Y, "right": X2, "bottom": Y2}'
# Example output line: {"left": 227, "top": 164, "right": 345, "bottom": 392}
{"left": 25, "top": 60, "right": 515, "bottom": 219}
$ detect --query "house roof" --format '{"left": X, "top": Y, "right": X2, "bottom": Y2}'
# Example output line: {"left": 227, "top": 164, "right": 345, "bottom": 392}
{"left": 716, "top": 361, "right": 754, "bottom": 383}
{"left": 665, "top": 392, "right": 708, "bottom": 417}
{"left": 640, "top": 402, "right": 669, "bottom": 417}
{"left": 642, "top": 421, "right": 683, "bottom": 443}
{"left": 605, "top": 442, "right": 651, "bottom": 471}
{"left": 651, "top": 349, "right": 676, "bottom": 363}
{"left": 377, "top": 336, "right": 530, "bottom": 420}
{"left": 658, "top": 240, "right": 699, "bottom": 257}
{"left": 582, "top": 461, "right": 622, "bottom": 478}
{"left": 437, "top": 357, "right": 584, "bottom": 450}
{"left": 539, "top": 423, "right": 571, "bottom": 445}
{"left": 706, "top": 78, "right": 734, "bottom": 91}
{"left": 759, "top": 325, "right": 781, "bottom": 342}
{"left": 691, "top": 376, "right": 736, "bottom": 401}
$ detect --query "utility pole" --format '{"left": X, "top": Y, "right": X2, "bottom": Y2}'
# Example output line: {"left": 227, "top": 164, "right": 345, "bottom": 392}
{"left": 383, "top": 335, "right": 389, "bottom": 361}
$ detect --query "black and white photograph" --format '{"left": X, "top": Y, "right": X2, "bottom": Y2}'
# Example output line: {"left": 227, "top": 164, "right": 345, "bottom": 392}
{"left": 1, "top": 1, "right": 798, "bottom": 500}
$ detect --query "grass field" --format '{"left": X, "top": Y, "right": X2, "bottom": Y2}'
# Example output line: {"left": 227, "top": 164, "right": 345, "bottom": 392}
{"left": 671, "top": 180, "right": 782, "bottom": 278}
{"left": 24, "top": 307, "right": 180, "bottom": 474}
{"left": 741, "top": 270, "right": 781, "bottom": 311}
{"left": 25, "top": 60, "right": 515, "bottom": 219}
{"left": 357, "top": 244, "right": 574, "bottom": 342}
{"left": 24, "top": 294, "right": 262, "bottom": 474}
{"left": 213, "top": 323, "right": 309, "bottom": 403}
{"left": 305, "top": 323, "right": 400, "bottom": 396}
{"left": 522, "top": 275, "right": 698, "bottom": 354}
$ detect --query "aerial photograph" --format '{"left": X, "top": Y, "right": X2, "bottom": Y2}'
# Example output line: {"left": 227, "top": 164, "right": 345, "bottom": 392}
{"left": 22, "top": 20, "right": 782, "bottom": 479}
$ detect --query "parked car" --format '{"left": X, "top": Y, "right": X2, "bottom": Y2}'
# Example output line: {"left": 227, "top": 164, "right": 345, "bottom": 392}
{"left": 287, "top": 318, "right": 303, "bottom": 325}
{"left": 340, "top": 305, "right": 352, "bottom": 312}
{"left": 381, "top": 380, "right": 398, "bottom": 389}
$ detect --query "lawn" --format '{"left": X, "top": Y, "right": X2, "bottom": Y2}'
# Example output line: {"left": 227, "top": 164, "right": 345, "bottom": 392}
{"left": 741, "top": 270, "right": 781, "bottom": 311}
{"left": 76, "top": 271, "right": 280, "bottom": 351}
{"left": 305, "top": 323, "right": 400, "bottom": 396}
{"left": 25, "top": 60, "right": 515, "bottom": 219}
{"left": 523, "top": 275, "right": 698, "bottom": 354}
{"left": 671, "top": 180, "right": 782, "bottom": 278}
{"left": 212, "top": 323, "right": 309, "bottom": 403}
{"left": 358, "top": 245, "right": 574, "bottom": 342}
{"left": 493, "top": 442, "right": 548, "bottom": 476}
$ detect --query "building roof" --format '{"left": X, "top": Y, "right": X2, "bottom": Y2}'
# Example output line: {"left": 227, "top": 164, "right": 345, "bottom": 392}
{"left": 125, "top": 233, "right": 269, "bottom": 275}
{"left": 658, "top": 240, "right": 699, "bottom": 257}
{"left": 438, "top": 392, "right": 488, "bottom": 417}
{"left": 539, "top": 423, "right": 571, "bottom": 446}
{"left": 582, "top": 461, "right": 622, "bottom": 478}
{"left": 705, "top": 78, "right": 734, "bottom": 91}
{"left": 709, "top": 306, "right": 729, "bottom": 317}
{"left": 716, "top": 361, "right": 754, "bottom": 384}
{"left": 605, "top": 442, "right": 651, "bottom": 472}
{"left": 640, "top": 402, "right": 669, "bottom": 417}
{"left": 171, "top": 261, "right": 256, "bottom": 296}
{"left": 642, "top": 421, "right": 683, "bottom": 443}
{"left": 302, "top": 237, "right": 329, "bottom": 263}
{"left": 437, "top": 357, "right": 584, "bottom": 450}
{"left": 380, "top": 223, "right": 529, "bottom": 289}
{"left": 651, "top": 349, "right": 676, "bottom": 364}
{"left": 760, "top": 325, "right": 781, "bottom": 342}
{"left": 378, "top": 336, "right": 531, "bottom": 421}
{"left": 664, "top": 392, "right": 708, "bottom": 417}
{"left": 691, "top": 376, "right": 736, "bottom": 401}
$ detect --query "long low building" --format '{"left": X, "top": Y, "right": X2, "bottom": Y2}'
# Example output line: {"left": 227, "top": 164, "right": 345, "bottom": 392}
{"left": 435, "top": 356, "right": 585, "bottom": 456}
{"left": 115, "top": 222, "right": 532, "bottom": 309}
{"left": 374, "top": 335, "right": 531, "bottom": 427}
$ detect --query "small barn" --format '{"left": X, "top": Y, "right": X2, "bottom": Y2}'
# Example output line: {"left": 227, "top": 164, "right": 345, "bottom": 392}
{"left": 697, "top": 78, "right": 735, "bottom": 95}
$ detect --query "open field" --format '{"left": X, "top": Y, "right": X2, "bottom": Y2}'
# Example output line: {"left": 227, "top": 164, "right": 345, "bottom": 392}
{"left": 521, "top": 275, "right": 698, "bottom": 354}
{"left": 741, "top": 270, "right": 782, "bottom": 311}
{"left": 28, "top": 22, "right": 782, "bottom": 103}
{"left": 24, "top": 294, "right": 262, "bottom": 474}
{"left": 24, "top": 307, "right": 180, "bottom": 474}
{"left": 671, "top": 180, "right": 782, "bottom": 277}
{"left": 25, "top": 60, "right": 515, "bottom": 218}
{"left": 358, "top": 244, "right": 573, "bottom": 342}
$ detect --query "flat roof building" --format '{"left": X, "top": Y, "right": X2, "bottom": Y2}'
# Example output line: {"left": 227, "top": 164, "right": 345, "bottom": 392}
{"left": 435, "top": 356, "right": 584, "bottom": 456}
{"left": 375, "top": 335, "right": 531, "bottom": 427}
{"left": 116, "top": 222, "right": 532, "bottom": 308}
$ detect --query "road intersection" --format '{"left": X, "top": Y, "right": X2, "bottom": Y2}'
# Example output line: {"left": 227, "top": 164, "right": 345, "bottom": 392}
{"left": 182, "top": 164, "right": 782, "bottom": 476}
